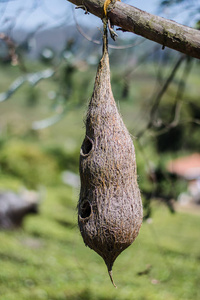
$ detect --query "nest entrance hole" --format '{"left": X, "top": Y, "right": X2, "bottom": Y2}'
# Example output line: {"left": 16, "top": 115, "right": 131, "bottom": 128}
{"left": 81, "top": 136, "right": 93, "bottom": 156}
{"left": 80, "top": 200, "right": 92, "bottom": 219}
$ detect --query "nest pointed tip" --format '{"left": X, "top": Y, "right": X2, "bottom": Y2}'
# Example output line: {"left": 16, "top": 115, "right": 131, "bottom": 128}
{"left": 108, "top": 269, "right": 117, "bottom": 288}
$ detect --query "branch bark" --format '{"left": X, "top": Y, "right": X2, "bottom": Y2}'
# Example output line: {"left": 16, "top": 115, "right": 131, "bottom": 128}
{"left": 67, "top": 0, "right": 200, "bottom": 59}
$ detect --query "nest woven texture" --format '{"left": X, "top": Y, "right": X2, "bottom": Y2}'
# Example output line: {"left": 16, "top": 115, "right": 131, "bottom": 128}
{"left": 78, "top": 24, "right": 143, "bottom": 284}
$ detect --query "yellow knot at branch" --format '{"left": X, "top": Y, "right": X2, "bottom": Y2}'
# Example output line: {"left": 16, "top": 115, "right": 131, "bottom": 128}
{"left": 103, "top": 0, "right": 121, "bottom": 17}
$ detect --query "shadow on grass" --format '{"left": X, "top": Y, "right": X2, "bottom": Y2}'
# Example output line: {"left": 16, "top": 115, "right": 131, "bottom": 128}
{"left": 0, "top": 252, "right": 29, "bottom": 265}
{"left": 51, "top": 288, "right": 114, "bottom": 300}
{"left": 162, "top": 247, "right": 200, "bottom": 261}
{"left": 55, "top": 218, "right": 77, "bottom": 229}
{"left": 29, "top": 229, "right": 77, "bottom": 248}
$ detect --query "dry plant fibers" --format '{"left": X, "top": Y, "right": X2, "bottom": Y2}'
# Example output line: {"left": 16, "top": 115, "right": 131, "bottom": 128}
{"left": 78, "top": 21, "right": 143, "bottom": 287}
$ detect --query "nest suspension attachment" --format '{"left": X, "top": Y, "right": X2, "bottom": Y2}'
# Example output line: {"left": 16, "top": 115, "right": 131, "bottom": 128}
{"left": 78, "top": 19, "right": 143, "bottom": 288}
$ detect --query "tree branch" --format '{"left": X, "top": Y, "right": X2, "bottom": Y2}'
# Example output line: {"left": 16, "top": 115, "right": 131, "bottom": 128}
{"left": 67, "top": 0, "right": 200, "bottom": 59}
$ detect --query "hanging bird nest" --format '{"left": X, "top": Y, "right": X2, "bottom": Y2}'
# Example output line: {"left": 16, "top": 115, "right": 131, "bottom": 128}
{"left": 78, "top": 21, "right": 143, "bottom": 287}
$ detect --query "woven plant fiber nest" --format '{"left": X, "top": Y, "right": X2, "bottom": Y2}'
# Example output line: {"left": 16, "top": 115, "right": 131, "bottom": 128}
{"left": 78, "top": 24, "right": 143, "bottom": 287}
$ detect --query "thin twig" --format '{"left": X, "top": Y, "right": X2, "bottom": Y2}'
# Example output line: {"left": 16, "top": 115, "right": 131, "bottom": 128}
{"left": 137, "top": 55, "right": 186, "bottom": 138}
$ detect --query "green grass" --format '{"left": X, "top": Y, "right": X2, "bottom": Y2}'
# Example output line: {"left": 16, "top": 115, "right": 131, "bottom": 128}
{"left": 0, "top": 185, "right": 199, "bottom": 300}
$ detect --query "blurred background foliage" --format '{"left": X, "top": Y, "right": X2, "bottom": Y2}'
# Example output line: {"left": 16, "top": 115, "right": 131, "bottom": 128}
{"left": 0, "top": 0, "right": 200, "bottom": 299}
